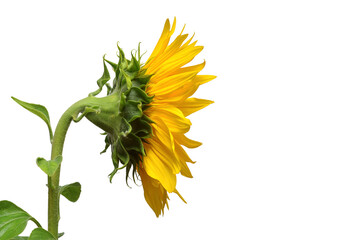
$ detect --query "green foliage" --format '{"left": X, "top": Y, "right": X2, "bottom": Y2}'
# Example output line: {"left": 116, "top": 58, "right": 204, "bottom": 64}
{"left": 11, "top": 97, "right": 53, "bottom": 142}
{"left": 0, "top": 201, "right": 41, "bottom": 240}
{"left": 60, "top": 182, "right": 82, "bottom": 203}
{"left": 36, "top": 156, "right": 62, "bottom": 176}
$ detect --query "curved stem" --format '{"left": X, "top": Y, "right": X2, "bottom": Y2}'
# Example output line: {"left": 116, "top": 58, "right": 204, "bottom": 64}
{"left": 47, "top": 97, "right": 92, "bottom": 238}
{"left": 30, "top": 217, "right": 43, "bottom": 228}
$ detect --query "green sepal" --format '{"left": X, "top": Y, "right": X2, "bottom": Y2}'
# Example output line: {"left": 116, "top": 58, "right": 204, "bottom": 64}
{"left": 127, "top": 53, "right": 140, "bottom": 72}
{"left": 89, "top": 56, "right": 111, "bottom": 97}
{"left": 134, "top": 74, "right": 152, "bottom": 86}
{"left": 122, "top": 71, "right": 132, "bottom": 89}
{"left": 60, "top": 182, "right": 81, "bottom": 203}
{"left": 122, "top": 133, "right": 145, "bottom": 155}
{"left": 0, "top": 201, "right": 42, "bottom": 240}
{"left": 122, "top": 100, "right": 142, "bottom": 122}
{"left": 100, "top": 135, "right": 110, "bottom": 154}
{"left": 36, "top": 155, "right": 62, "bottom": 176}
{"left": 119, "top": 118, "right": 132, "bottom": 137}
{"left": 141, "top": 113, "right": 155, "bottom": 124}
{"left": 119, "top": 93, "right": 127, "bottom": 111}
{"left": 28, "top": 228, "right": 55, "bottom": 240}
{"left": 127, "top": 87, "right": 153, "bottom": 104}
{"left": 115, "top": 138, "right": 130, "bottom": 165}
{"left": 104, "top": 59, "right": 118, "bottom": 71}
{"left": 11, "top": 97, "right": 53, "bottom": 142}
{"left": 131, "top": 118, "right": 153, "bottom": 138}
{"left": 108, "top": 168, "right": 120, "bottom": 183}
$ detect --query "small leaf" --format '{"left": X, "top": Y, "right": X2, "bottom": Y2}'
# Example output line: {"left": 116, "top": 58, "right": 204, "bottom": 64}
{"left": 0, "top": 201, "right": 41, "bottom": 240}
{"left": 11, "top": 97, "right": 53, "bottom": 142}
{"left": 60, "top": 182, "right": 81, "bottom": 202}
{"left": 29, "top": 228, "right": 55, "bottom": 240}
{"left": 36, "top": 155, "right": 62, "bottom": 176}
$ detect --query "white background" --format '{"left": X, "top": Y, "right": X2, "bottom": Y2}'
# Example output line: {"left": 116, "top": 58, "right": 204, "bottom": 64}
{"left": 1, "top": 0, "right": 359, "bottom": 239}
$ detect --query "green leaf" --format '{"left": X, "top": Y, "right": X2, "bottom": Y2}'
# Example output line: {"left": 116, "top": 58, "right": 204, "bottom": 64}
{"left": 11, "top": 237, "right": 28, "bottom": 240}
{"left": 13, "top": 232, "right": 64, "bottom": 239}
{"left": 29, "top": 228, "right": 55, "bottom": 240}
{"left": 36, "top": 155, "right": 62, "bottom": 176}
{"left": 60, "top": 182, "right": 81, "bottom": 202}
{"left": 11, "top": 97, "right": 53, "bottom": 142}
{"left": 0, "top": 201, "right": 41, "bottom": 240}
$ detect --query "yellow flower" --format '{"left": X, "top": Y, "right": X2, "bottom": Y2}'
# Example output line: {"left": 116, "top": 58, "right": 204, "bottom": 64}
{"left": 86, "top": 18, "right": 214, "bottom": 217}
{"left": 138, "top": 18, "right": 215, "bottom": 216}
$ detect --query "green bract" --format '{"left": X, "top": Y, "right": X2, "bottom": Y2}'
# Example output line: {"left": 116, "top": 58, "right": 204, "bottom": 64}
{"left": 86, "top": 44, "right": 153, "bottom": 183}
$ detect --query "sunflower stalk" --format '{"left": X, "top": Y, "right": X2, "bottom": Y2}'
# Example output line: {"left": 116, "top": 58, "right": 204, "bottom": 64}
{"left": 48, "top": 97, "right": 95, "bottom": 238}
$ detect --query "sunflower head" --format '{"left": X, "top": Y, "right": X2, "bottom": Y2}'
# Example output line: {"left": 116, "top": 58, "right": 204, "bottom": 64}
{"left": 86, "top": 18, "right": 215, "bottom": 217}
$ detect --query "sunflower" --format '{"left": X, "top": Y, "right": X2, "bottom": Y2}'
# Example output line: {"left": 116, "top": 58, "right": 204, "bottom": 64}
{"left": 86, "top": 18, "right": 215, "bottom": 217}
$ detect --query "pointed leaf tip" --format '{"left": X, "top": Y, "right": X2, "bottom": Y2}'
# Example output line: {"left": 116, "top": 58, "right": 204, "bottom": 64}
{"left": 11, "top": 97, "right": 53, "bottom": 142}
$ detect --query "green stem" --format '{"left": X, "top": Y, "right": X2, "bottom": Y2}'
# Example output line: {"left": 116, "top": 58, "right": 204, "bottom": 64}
{"left": 30, "top": 217, "right": 43, "bottom": 228}
{"left": 47, "top": 93, "right": 119, "bottom": 238}
{"left": 47, "top": 97, "right": 93, "bottom": 238}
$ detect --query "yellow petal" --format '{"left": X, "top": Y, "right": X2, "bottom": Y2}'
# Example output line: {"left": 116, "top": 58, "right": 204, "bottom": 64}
{"left": 176, "top": 98, "right": 214, "bottom": 117}
{"left": 173, "top": 141, "right": 194, "bottom": 178}
{"left": 173, "top": 132, "right": 202, "bottom": 148}
{"left": 138, "top": 166, "right": 168, "bottom": 217}
{"left": 148, "top": 71, "right": 197, "bottom": 96}
{"left": 171, "top": 60, "right": 206, "bottom": 76}
{"left": 143, "top": 144, "right": 177, "bottom": 192}
{"left": 195, "top": 75, "right": 216, "bottom": 85}
{"left": 174, "top": 189, "right": 187, "bottom": 204}
{"left": 174, "top": 141, "right": 195, "bottom": 164}
{"left": 146, "top": 34, "right": 189, "bottom": 74}
{"left": 155, "top": 46, "right": 203, "bottom": 76}
{"left": 146, "top": 137, "right": 181, "bottom": 174}
{"left": 146, "top": 19, "right": 171, "bottom": 65}
{"left": 151, "top": 117, "right": 175, "bottom": 151}
{"left": 178, "top": 158, "right": 193, "bottom": 178}
{"left": 147, "top": 105, "right": 191, "bottom": 133}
